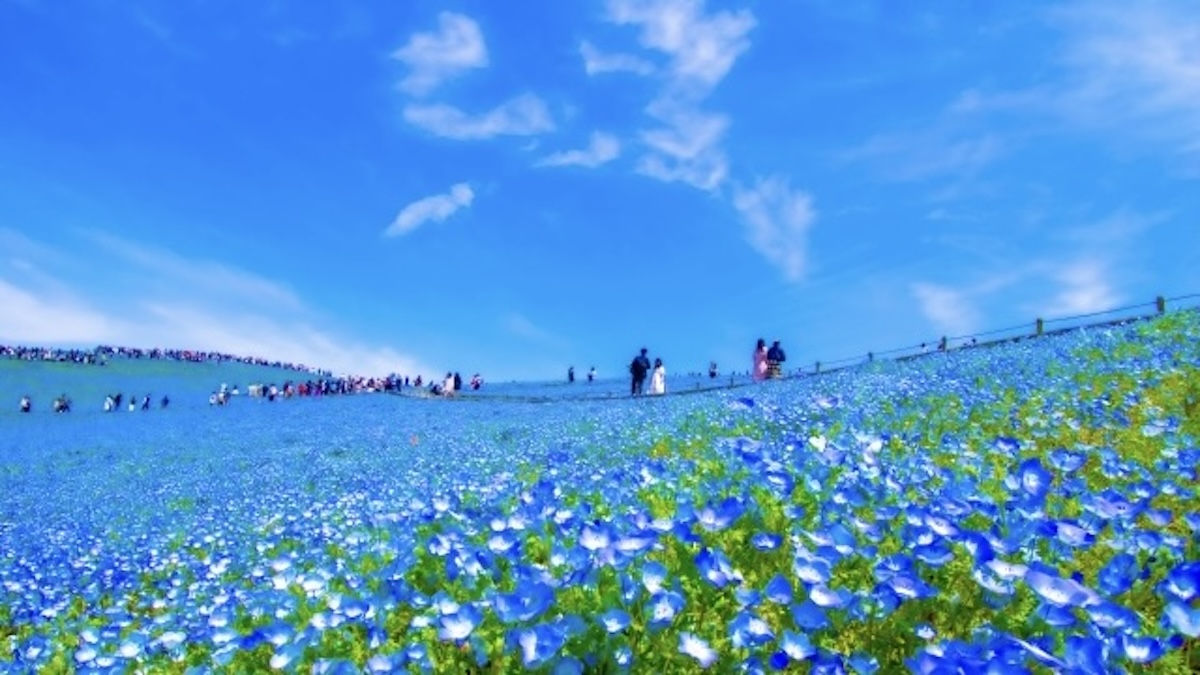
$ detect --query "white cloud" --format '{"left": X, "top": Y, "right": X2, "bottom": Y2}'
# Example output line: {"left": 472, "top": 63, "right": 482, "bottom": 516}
{"left": 536, "top": 131, "right": 621, "bottom": 168}
{"left": 579, "top": 40, "right": 654, "bottom": 76}
{"left": 638, "top": 100, "right": 728, "bottom": 189}
{"left": 911, "top": 282, "right": 982, "bottom": 337}
{"left": 84, "top": 231, "right": 304, "bottom": 312}
{"left": 0, "top": 232, "right": 434, "bottom": 377}
{"left": 0, "top": 277, "right": 124, "bottom": 344}
{"left": 403, "top": 94, "right": 555, "bottom": 140}
{"left": 843, "top": 132, "right": 1004, "bottom": 181}
{"left": 606, "top": 0, "right": 755, "bottom": 92}
{"left": 953, "top": 2, "right": 1200, "bottom": 160}
{"left": 731, "top": 177, "right": 816, "bottom": 282}
{"left": 385, "top": 183, "right": 474, "bottom": 237}
{"left": 595, "top": 0, "right": 756, "bottom": 192}
{"left": 1042, "top": 259, "right": 1122, "bottom": 317}
{"left": 392, "top": 12, "right": 488, "bottom": 96}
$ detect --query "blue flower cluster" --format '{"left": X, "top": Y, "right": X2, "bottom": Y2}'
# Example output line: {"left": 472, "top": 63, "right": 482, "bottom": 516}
{"left": 1, "top": 313, "right": 1198, "bottom": 672}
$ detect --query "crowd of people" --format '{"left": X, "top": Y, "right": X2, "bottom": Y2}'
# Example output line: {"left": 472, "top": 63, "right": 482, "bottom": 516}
{"left": 0, "top": 343, "right": 336, "bottom": 377}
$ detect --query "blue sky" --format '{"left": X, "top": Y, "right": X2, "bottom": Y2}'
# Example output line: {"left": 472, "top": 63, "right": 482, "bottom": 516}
{"left": 1, "top": 0, "right": 1197, "bottom": 380}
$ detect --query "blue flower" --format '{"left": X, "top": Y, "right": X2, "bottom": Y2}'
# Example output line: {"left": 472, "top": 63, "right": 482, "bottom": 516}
{"left": 765, "top": 573, "right": 793, "bottom": 604}
{"left": 438, "top": 604, "right": 482, "bottom": 642}
{"left": 679, "top": 632, "right": 718, "bottom": 669}
{"left": 1164, "top": 600, "right": 1200, "bottom": 637}
{"left": 646, "top": 590, "right": 686, "bottom": 631}
{"left": 642, "top": 561, "right": 669, "bottom": 593}
{"left": 697, "top": 496, "right": 745, "bottom": 532}
{"left": 493, "top": 580, "right": 554, "bottom": 624}
{"left": 1121, "top": 634, "right": 1163, "bottom": 664}
{"left": 791, "top": 600, "right": 828, "bottom": 630}
{"left": 728, "top": 611, "right": 774, "bottom": 649}
{"left": 751, "top": 532, "right": 782, "bottom": 551}
{"left": 1161, "top": 561, "right": 1200, "bottom": 602}
{"left": 696, "top": 547, "right": 740, "bottom": 588}
{"left": 597, "top": 608, "right": 631, "bottom": 634}
{"left": 1097, "top": 552, "right": 1138, "bottom": 596}
{"left": 508, "top": 624, "right": 565, "bottom": 669}
{"left": 1024, "top": 567, "right": 1097, "bottom": 608}
{"left": 1014, "top": 458, "right": 1051, "bottom": 501}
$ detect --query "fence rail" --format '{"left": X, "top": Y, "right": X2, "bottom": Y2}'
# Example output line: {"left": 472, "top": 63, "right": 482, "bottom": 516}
{"left": 805, "top": 293, "right": 1200, "bottom": 379}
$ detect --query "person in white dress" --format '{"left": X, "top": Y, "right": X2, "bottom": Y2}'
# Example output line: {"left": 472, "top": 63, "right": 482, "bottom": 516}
{"left": 650, "top": 358, "right": 666, "bottom": 395}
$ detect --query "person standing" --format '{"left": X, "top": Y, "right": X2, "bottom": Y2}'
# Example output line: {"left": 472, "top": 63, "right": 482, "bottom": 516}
{"left": 630, "top": 348, "right": 651, "bottom": 396}
{"left": 650, "top": 358, "right": 666, "bottom": 395}
{"left": 568, "top": 366, "right": 575, "bottom": 383}
{"left": 767, "top": 340, "right": 787, "bottom": 379}
{"left": 752, "top": 339, "right": 769, "bottom": 382}
{"left": 587, "top": 366, "right": 596, "bottom": 383}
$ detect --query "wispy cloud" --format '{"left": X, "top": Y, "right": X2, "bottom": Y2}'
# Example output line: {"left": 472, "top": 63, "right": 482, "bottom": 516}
{"left": 403, "top": 94, "right": 554, "bottom": 140}
{"left": 953, "top": 2, "right": 1200, "bottom": 161}
{"left": 911, "top": 282, "right": 982, "bottom": 337}
{"left": 579, "top": 40, "right": 654, "bottom": 76}
{"left": 536, "top": 131, "right": 621, "bottom": 168}
{"left": 0, "top": 233, "right": 434, "bottom": 376}
{"left": 595, "top": 0, "right": 756, "bottom": 191}
{"left": 843, "top": 131, "right": 1004, "bottom": 181}
{"left": 638, "top": 100, "right": 728, "bottom": 190}
{"left": 83, "top": 231, "right": 304, "bottom": 312}
{"left": 607, "top": 0, "right": 755, "bottom": 93}
{"left": 731, "top": 177, "right": 816, "bottom": 282}
{"left": 385, "top": 183, "right": 474, "bottom": 237}
{"left": 1041, "top": 258, "right": 1122, "bottom": 317}
{"left": 392, "top": 12, "right": 488, "bottom": 96}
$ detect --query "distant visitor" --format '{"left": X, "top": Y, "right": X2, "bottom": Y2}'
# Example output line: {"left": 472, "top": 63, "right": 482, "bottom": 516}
{"left": 629, "top": 348, "right": 651, "bottom": 396}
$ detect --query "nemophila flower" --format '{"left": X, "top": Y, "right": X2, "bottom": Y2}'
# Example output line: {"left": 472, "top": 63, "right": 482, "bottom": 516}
{"left": 765, "top": 573, "right": 793, "bottom": 604}
{"left": 751, "top": 532, "right": 782, "bottom": 551}
{"left": 646, "top": 589, "right": 686, "bottom": 630}
{"left": 985, "top": 558, "right": 1027, "bottom": 581}
{"left": 912, "top": 542, "right": 954, "bottom": 567}
{"left": 1035, "top": 602, "right": 1076, "bottom": 628}
{"left": 487, "top": 531, "right": 518, "bottom": 555}
{"left": 791, "top": 599, "right": 829, "bottom": 630}
{"left": 1121, "top": 633, "right": 1164, "bottom": 663}
{"left": 508, "top": 624, "right": 565, "bottom": 669}
{"left": 1063, "top": 634, "right": 1106, "bottom": 674}
{"left": 735, "top": 585, "right": 762, "bottom": 608}
{"left": 492, "top": 580, "right": 554, "bottom": 624}
{"left": 1012, "top": 458, "right": 1052, "bottom": 502}
{"left": 1161, "top": 561, "right": 1200, "bottom": 601}
{"left": 1052, "top": 520, "right": 1094, "bottom": 548}
{"left": 697, "top": 496, "right": 745, "bottom": 532}
{"left": 793, "top": 552, "right": 832, "bottom": 585}
{"left": 679, "top": 632, "right": 718, "bottom": 669}
{"left": 810, "top": 584, "right": 850, "bottom": 608}
{"left": 728, "top": 610, "right": 774, "bottom": 648}
{"left": 642, "top": 561, "right": 668, "bottom": 594}
{"left": 579, "top": 522, "right": 613, "bottom": 552}
{"left": 764, "top": 470, "right": 794, "bottom": 496}
{"left": 994, "top": 437, "right": 1021, "bottom": 455}
{"left": 697, "top": 547, "right": 740, "bottom": 588}
{"left": 1097, "top": 551, "right": 1138, "bottom": 596}
{"left": 597, "top": 608, "right": 631, "bottom": 634}
{"left": 846, "top": 652, "right": 879, "bottom": 674}
{"left": 1024, "top": 567, "right": 1098, "bottom": 608}
{"left": 1086, "top": 600, "right": 1138, "bottom": 631}
{"left": 1048, "top": 448, "right": 1087, "bottom": 472}
{"left": 1164, "top": 600, "right": 1200, "bottom": 637}
{"left": 438, "top": 603, "right": 482, "bottom": 641}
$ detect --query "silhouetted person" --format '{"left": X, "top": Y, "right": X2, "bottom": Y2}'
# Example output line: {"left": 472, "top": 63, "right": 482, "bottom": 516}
{"left": 630, "top": 348, "right": 651, "bottom": 396}
{"left": 568, "top": 366, "right": 575, "bottom": 383}
{"left": 19, "top": 395, "right": 31, "bottom": 413}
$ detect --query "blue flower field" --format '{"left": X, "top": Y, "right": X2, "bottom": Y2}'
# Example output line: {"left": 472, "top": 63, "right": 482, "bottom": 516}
{"left": 2, "top": 311, "right": 1199, "bottom": 673}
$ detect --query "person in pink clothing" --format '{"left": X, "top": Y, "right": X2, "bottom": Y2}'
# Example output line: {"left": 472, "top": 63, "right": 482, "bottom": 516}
{"left": 752, "top": 338, "right": 769, "bottom": 381}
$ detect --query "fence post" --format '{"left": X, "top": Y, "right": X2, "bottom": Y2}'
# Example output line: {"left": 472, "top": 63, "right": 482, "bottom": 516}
{"left": 1156, "top": 295, "right": 1166, "bottom": 313}
{"left": 1035, "top": 318, "right": 1044, "bottom": 336}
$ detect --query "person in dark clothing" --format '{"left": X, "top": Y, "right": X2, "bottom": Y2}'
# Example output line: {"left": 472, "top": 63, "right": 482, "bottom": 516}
{"left": 568, "top": 366, "right": 575, "bottom": 383}
{"left": 708, "top": 361, "right": 718, "bottom": 379}
{"left": 629, "top": 348, "right": 651, "bottom": 396}
{"left": 454, "top": 372, "right": 463, "bottom": 392}
{"left": 767, "top": 340, "right": 787, "bottom": 379}
{"left": 19, "top": 395, "right": 31, "bottom": 413}
{"left": 160, "top": 395, "right": 170, "bottom": 409}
